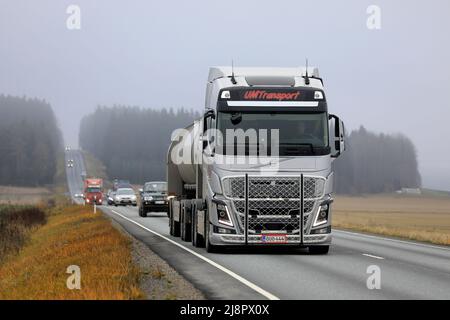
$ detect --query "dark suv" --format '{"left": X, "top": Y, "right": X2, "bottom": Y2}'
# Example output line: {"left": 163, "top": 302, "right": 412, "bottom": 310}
{"left": 138, "top": 181, "right": 168, "bottom": 217}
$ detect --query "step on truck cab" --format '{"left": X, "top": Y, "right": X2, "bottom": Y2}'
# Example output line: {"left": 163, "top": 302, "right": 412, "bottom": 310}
{"left": 167, "top": 66, "right": 345, "bottom": 254}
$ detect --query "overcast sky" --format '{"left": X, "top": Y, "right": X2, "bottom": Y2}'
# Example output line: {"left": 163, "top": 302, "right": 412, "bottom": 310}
{"left": 1, "top": 0, "right": 449, "bottom": 190}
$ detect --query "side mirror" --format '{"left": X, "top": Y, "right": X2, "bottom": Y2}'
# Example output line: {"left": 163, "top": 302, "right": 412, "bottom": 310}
{"left": 329, "top": 114, "right": 346, "bottom": 158}
{"left": 202, "top": 109, "right": 216, "bottom": 150}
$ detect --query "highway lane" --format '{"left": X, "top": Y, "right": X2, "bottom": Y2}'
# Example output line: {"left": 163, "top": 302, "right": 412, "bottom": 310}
{"left": 65, "top": 148, "right": 86, "bottom": 204}
{"left": 65, "top": 149, "right": 450, "bottom": 299}
{"left": 101, "top": 205, "right": 450, "bottom": 300}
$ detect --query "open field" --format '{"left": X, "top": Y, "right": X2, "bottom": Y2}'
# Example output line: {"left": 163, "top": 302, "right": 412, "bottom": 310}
{"left": 334, "top": 194, "right": 450, "bottom": 245}
{"left": 0, "top": 205, "right": 144, "bottom": 299}
{"left": 0, "top": 186, "right": 52, "bottom": 205}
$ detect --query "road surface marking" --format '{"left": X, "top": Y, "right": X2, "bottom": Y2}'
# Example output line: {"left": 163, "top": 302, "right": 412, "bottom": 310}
{"left": 362, "top": 253, "right": 385, "bottom": 260}
{"left": 110, "top": 209, "right": 280, "bottom": 300}
{"left": 334, "top": 230, "right": 450, "bottom": 252}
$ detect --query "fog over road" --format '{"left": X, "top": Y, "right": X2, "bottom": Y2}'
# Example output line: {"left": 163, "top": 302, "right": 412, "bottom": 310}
{"left": 66, "top": 150, "right": 450, "bottom": 300}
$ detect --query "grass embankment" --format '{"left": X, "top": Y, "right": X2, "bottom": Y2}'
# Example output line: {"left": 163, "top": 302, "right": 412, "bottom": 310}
{"left": 334, "top": 195, "right": 450, "bottom": 245}
{"left": 0, "top": 205, "right": 47, "bottom": 262}
{"left": 0, "top": 205, "right": 144, "bottom": 299}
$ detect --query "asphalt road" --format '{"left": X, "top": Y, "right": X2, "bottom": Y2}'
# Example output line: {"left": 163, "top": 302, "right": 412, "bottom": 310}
{"left": 65, "top": 148, "right": 86, "bottom": 205}
{"left": 66, "top": 149, "right": 450, "bottom": 300}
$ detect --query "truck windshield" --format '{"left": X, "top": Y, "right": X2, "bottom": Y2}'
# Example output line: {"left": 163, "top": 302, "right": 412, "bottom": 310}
{"left": 144, "top": 182, "right": 167, "bottom": 192}
{"left": 216, "top": 111, "right": 329, "bottom": 156}
{"left": 86, "top": 187, "right": 101, "bottom": 193}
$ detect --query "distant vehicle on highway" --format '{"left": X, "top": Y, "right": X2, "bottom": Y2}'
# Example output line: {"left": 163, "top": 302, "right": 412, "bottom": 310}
{"left": 138, "top": 181, "right": 168, "bottom": 217}
{"left": 67, "top": 159, "right": 74, "bottom": 168}
{"left": 106, "top": 190, "right": 116, "bottom": 205}
{"left": 113, "top": 179, "right": 132, "bottom": 191}
{"left": 113, "top": 188, "right": 137, "bottom": 206}
{"left": 65, "top": 146, "right": 71, "bottom": 151}
{"left": 83, "top": 178, "right": 103, "bottom": 205}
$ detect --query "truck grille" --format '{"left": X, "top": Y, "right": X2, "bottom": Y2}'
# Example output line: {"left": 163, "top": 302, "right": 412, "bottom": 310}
{"left": 222, "top": 176, "right": 325, "bottom": 234}
{"left": 223, "top": 176, "right": 324, "bottom": 200}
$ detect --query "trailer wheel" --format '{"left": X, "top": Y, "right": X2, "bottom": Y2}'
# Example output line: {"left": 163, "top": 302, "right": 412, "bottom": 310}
{"left": 180, "top": 200, "right": 192, "bottom": 242}
{"left": 169, "top": 199, "right": 180, "bottom": 237}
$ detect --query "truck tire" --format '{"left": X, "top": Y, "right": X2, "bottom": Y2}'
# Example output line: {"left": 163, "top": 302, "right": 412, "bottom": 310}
{"left": 180, "top": 200, "right": 192, "bottom": 242}
{"left": 169, "top": 199, "right": 180, "bottom": 237}
{"left": 205, "top": 209, "right": 219, "bottom": 253}
{"left": 191, "top": 200, "right": 205, "bottom": 248}
{"left": 309, "top": 246, "right": 329, "bottom": 255}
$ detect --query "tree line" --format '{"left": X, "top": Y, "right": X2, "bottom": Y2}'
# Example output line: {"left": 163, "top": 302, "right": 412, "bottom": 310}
{"left": 0, "top": 95, "right": 62, "bottom": 186}
{"left": 79, "top": 106, "right": 199, "bottom": 183}
{"left": 79, "top": 106, "right": 421, "bottom": 194}
{"left": 334, "top": 126, "right": 421, "bottom": 194}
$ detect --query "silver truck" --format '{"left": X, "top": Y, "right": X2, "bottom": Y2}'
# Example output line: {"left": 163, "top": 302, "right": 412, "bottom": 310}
{"left": 167, "top": 66, "right": 345, "bottom": 254}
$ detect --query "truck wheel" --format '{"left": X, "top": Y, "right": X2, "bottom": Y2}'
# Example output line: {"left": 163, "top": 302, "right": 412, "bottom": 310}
{"left": 205, "top": 210, "right": 219, "bottom": 253}
{"left": 180, "top": 201, "right": 192, "bottom": 242}
{"left": 309, "top": 246, "right": 329, "bottom": 255}
{"left": 192, "top": 200, "right": 205, "bottom": 248}
{"left": 169, "top": 200, "right": 180, "bottom": 237}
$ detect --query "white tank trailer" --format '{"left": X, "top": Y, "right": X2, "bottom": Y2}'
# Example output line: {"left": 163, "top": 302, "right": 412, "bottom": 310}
{"left": 167, "top": 66, "right": 345, "bottom": 254}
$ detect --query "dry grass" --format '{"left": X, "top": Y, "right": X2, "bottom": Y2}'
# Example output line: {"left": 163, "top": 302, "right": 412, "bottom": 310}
{"left": 0, "top": 205, "right": 145, "bottom": 299}
{"left": 333, "top": 195, "right": 450, "bottom": 245}
{"left": 0, "top": 206, "right": 47, "bottom": 262}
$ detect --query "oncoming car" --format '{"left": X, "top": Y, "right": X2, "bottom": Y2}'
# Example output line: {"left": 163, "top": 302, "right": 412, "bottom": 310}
{"left": 113, "top": 188, "right": 137, "bottom": 206}
{"left": 138, "top": 181, "right": 168, "bottom": 217}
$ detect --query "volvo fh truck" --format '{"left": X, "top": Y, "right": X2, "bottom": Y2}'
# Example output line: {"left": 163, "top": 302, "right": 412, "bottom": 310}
{"left": 167, "top": 66, "right": 345, "bottom": 254}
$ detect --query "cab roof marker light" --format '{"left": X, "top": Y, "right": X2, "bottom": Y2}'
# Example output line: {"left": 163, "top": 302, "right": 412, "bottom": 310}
{"left": 221, "top": 90, "right": 231, "bottom": 99}
{"left": 314, "top": 91, "right": 324, "bottom": 99}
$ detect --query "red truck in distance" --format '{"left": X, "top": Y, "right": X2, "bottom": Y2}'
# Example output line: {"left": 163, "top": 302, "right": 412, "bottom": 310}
{"left": 83, "top": 178, "right": 103, "bottom": 205}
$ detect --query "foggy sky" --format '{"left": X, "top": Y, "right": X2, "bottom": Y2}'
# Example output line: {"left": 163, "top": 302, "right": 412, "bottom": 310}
{"left": 1, "top": 0, "right": 449, "bottom": 190}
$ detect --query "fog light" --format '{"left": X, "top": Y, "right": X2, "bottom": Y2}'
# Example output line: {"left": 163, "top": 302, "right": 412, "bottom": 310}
{"left": 217, "top": 227, "right": 233, "bottom": 234}
{"left": 311, "top": 226, "right": 330, "bottom": 234}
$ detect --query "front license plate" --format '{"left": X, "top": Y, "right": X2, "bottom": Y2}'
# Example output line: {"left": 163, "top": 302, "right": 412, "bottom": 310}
{"left": 261, "top": 234, "right": 287, "bottom": 244}
{"left": 155, "top": 201, "right": 165, "bottom": 204}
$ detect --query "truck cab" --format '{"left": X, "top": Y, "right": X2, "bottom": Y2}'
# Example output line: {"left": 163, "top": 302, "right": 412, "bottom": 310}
{"left": 167, "top": 66, "right": 345, "bottom": 254}
{"left": 83, "top": 178, "right": 103, "bottom": 205}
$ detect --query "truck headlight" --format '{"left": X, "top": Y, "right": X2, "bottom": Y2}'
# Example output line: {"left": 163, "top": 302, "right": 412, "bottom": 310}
{"left": 313, "top": 204, "right": 329, "bottom": 227}
{"left": 217, "top": 203, "right": 233, "bottom": 227}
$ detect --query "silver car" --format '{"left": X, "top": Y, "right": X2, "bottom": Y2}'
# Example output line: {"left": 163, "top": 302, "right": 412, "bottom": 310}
{"left": 113, "top": 188, "right": 137, "bottom": 206}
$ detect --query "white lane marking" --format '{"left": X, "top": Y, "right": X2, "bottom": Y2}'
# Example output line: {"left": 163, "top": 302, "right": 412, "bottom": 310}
{"left": 362, "top": 253, "right": 385, "bottom": 260}
{"left": 110, "top": 209, "right": 279, "bottom": 300}
{"left": 334, "top": 230, "right": 450, "bottom": 252}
